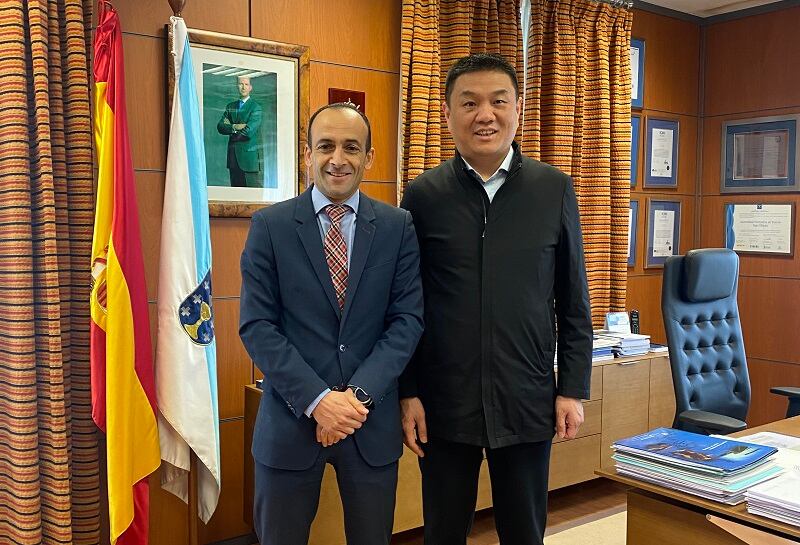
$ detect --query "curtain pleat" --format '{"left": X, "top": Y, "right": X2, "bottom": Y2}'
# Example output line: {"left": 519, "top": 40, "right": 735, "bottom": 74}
{"left": 524, "top": 0, "right": 632, "bottom": 326}
{"left": 399, "top": 0, "right": 522, "bottom": 198}
{"left": 0, "top": 1, "right": 99, "bottom": 543}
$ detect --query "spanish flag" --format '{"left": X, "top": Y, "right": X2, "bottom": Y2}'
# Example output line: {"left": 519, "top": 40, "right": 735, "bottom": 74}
{"left": 90, "top": 2, "right": 161, "bottom": 543}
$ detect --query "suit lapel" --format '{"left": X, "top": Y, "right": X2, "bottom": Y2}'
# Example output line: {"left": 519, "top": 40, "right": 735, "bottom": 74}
{"left": 295, "top": 190, "right": 341, "bottom": 317}
{"left": 340, "top": 195, "right": 376, "bottom": 328}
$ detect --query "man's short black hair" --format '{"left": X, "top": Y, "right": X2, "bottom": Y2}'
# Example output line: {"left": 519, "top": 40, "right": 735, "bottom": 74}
{"left": 307, "top": 102, "right": 372, "bottom": 151}
{"left": 444, "top": 53, "right": 519, "bottom": 105}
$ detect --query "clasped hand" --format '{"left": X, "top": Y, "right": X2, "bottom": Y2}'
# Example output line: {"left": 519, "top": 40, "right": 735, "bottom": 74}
{"left": 313, "top": 390, "right": 369, "bottom": 447}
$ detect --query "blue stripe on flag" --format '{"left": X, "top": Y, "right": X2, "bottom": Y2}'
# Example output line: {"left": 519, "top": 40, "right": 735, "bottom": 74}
{"left": 178, "top": 35, "right": 213, "bottom": 282}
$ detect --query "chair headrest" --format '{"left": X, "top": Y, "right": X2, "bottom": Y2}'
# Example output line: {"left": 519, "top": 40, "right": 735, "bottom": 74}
{"left": 683, "top": 248, "right": 738, "bottom": 303}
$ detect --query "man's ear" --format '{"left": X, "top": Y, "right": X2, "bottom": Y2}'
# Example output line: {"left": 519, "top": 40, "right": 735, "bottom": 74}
{"left": 304, "top": 144, "right": 312, "bottom": 170}
{"left": 364, "top": 148, "right": 375, "bottom": 170}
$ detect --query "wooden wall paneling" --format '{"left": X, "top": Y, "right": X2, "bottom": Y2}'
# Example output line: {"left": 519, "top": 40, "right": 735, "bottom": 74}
{"left": 703, "top": 6, "right": 800, "bottom": 117}
{"left": 738, "top": 276, "right": 800, "bottom": 366}
{"left": 200, "top": 419, "right": 252, "bottom": 543}
{"left": 394, "top": 448, "right": 423, "bottom": 533}
{"left": 309, "top": 63, "right": 400, "bottom": 183}
{"left": 209, "top": 217, "right": 250, "bottom": 298}
{"left": 214, "top": 300, "right": 251, "bottom": 420}
{"left": 361, "top": 181, "right": 398, "bottom": 206}
{"left": 747, "top": 358, "right": 800, "bottom": 427}
{"left": 135, "top": 171, "right": 165, "bottom": 301}
{"left": 589, "top": 366, "right": 603, "bottom": 401}
{"left": 699, "top": 195, "right": 800, "bottom": 278}
{"left": 601, "top": 360, "right": 651, "bottom": 469}
{"left": 124, "top": 34, "right": 167, "bottom": 172}
{"left": 251, "top": 0, "right": 401, "bottom": 72}
{"left": 648, "top": 356, "right": 676, "bottom": 429}
{"left": 149, "top": 471, "right": 190, "bottom": 545}
{"left": 700, "top": 108, "right": 800, "bottom": 196}
{"left": 626, "top": 274, "right": 666, "bottom": 343}
{"left": 115, "top": 0, "right": 250, "bottom": 38}
{"left": 630, "top": 10, "right": 700, "bottom": 116}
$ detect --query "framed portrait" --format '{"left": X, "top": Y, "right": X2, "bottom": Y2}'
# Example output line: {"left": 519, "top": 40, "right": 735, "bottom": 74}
{"left": 628, "top": 199, "right": 638, "bottom": 267}
{"left": 645, "top": 117, "right": 679, "bottom": 188}
{"left": 724, "top": 202, "right": 795, "bottom": 256}
{"left": 645, "top": 199, "right": 681, "bottom": 268}
{"left": 721, "top": 115, "right": 800, "bottom": 194}
{"left": 631, "top": 114, "right": 641, "bottom": 187}
{"left": 630, "top": 38, "right": 645, "bottom": 109}
{"left": 167, "top": 27, "right": 310, "bottom": 217}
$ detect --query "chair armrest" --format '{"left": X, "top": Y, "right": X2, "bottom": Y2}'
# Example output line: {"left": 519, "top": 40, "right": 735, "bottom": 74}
{"left": 678, "top": 409, "right": 748, "bottom": 434}
{"left": 770, "top": 386, "right": 800, "bottom": 399}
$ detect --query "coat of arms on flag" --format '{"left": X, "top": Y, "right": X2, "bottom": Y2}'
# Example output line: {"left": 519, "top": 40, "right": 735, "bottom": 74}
{"left": 179, "top": 271, "right": 214, "bottom": 345}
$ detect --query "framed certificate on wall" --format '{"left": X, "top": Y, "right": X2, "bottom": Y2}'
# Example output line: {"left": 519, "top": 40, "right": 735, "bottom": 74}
{"left": 631, "top": 38, "right": 645, "bottom": 109}
{"left": 725, "top": 203, "right": 795, "bottom": 256}
{"left": 646, "top": 199, "right": 681, "bottom": 268}
{"left": 629, "top": 199, "right": 639, "bottom": 267}
{"left": 645, "top": 118, "right": 679, "bottom": 188}
{"left": 721, "top": 115, "right": 800, "bottom": 193}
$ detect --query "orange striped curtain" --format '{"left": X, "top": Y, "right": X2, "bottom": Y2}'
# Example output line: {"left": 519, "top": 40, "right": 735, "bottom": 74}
{"left": 524, "top": 0, "right": 633, "bottom": 326}
{"left": 0, "top": 1, "right": 99, "bottom": 544}
{"left": 399, "top": 0, "right": 522, "bottom": 197}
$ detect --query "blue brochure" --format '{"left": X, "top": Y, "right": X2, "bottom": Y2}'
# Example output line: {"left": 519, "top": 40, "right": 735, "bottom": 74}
{"left": 614, "top": 427, "right": 777, "bottom": 474}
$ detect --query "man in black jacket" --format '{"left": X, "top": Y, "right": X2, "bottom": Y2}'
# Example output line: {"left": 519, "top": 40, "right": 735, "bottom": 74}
{"left": 399, "top": 54, "right": 593, "bottom": 545}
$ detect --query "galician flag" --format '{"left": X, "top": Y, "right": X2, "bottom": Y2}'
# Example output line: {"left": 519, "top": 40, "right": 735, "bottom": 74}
{"left": 90, "top": 2, "right": 160, "bottom": 543}
{"left": 155, "top": 16, "right": 221, "bottom": 523}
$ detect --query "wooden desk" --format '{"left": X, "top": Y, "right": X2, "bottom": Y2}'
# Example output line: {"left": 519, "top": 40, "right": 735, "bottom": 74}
{"left": 243, "top": 353, "right": 674, "bottom": 544}
{"left": 597, "top": 416, "right": 800, "bottom": 544}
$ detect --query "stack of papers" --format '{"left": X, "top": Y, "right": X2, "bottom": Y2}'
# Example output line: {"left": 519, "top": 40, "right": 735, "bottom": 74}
{"left": 649, "top": 342, "right": 669, "bottom": 353}
{"left": 612, "top": 427, "right": 780, "bottom": 505}
{"left": 746, "top": 473, "right": 800, "bottom": 526}
{"left": 592, "top": 336, "right": 618, "bottom": 362}
{"left": 595, "top": 331, "right": 651, "bottom": 356}
{"left": 735, "top": 431, "right": 800, "bottom": 527}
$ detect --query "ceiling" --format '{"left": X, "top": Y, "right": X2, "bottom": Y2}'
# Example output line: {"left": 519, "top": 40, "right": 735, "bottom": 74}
{"left": 642, "top": 0, "right": 785, "bottom": 17}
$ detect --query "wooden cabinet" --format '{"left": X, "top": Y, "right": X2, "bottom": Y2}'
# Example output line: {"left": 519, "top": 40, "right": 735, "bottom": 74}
{"left": 243, "top": 353, "right": 675, "bottom": 543}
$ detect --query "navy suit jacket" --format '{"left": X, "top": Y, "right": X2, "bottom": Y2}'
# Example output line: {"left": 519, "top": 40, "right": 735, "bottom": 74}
{"left": 240, "top": 188, "right": 424, "bottom": 470}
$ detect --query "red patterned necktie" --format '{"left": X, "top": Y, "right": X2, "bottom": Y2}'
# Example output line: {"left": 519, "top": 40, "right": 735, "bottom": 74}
{"left": 323, "top": 204, "right": 349, "bottom": 311}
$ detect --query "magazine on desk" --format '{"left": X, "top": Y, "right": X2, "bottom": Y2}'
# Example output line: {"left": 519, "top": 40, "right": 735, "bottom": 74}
{"left": 613, "top": 427, "right": 778, "bottom": 475}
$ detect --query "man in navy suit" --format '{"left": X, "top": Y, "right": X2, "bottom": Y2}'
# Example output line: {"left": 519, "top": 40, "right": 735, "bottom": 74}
{"left": 240, "top": 102, "right": 424, "bottom": 545}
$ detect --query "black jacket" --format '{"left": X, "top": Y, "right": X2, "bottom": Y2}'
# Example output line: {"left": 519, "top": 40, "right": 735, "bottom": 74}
{"left": 399, "top": 143, "right": 592, "bottom": 448}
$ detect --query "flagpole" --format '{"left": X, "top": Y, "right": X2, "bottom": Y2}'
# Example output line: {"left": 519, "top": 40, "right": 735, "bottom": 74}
{"left": 165, "top": 5, "right": 199, "bottom": 544}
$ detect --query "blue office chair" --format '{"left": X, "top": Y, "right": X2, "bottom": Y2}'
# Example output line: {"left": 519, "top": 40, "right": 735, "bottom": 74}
{"left": 661, "top": 248, "right": 800, "bottom": 434}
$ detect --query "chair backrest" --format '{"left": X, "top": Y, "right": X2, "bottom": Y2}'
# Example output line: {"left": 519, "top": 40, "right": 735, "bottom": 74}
{"left": 661, "top": 248, "right": 750, "bottom": 430}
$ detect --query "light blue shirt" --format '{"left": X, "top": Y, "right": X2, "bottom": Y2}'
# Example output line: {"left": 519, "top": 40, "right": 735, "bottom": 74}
{"left": 462, "top": 146, "right": 515, "bottom": 202}
{"left": 305, "top": 186, "right": 361, "bottom": 417}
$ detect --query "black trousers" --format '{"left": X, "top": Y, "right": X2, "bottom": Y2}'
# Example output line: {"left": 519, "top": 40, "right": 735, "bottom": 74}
{"left": 253, "top": 437, "right": 398, "bottom": 545}
{"left": 419, "top": 437, "right": 552, "bottom": 545}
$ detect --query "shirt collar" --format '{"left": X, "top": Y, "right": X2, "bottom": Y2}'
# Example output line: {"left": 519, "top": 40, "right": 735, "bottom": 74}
{"left": 240, "top": 96, "right": 250, "bottom": 104}
{"left": 461, "top": 146, "right": 515, "bottom": 182}
{"left": 311, "top": 185, "right": 360, "bottom": 216}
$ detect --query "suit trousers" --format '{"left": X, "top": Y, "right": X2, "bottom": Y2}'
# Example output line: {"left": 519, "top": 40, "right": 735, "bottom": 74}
{"left": 253, "top": 436, "right": 398, "bottom": 545}
{"left": 419, "top": 437, "right": 552, "bottom": 545}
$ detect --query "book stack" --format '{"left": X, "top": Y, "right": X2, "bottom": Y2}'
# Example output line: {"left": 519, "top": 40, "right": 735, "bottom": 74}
{"left": 649, "top": 342, "right": 669, "bottom": 354}
{"left": 596, "top": 331, "right": 651, "bottom": 357}
{"left": 591, "top": 336, "right": 618, "bottom": 362}
{"left": 745, "top": 473, "right": 800, "bottom": 526}
{"left": 612, "top": 427, "right": 781, "bottom": 505}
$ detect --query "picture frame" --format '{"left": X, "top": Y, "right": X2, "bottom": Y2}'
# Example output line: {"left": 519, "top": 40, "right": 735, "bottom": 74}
{"left": 644, "top": 117, "right": 679, "bottom": 188}
{"left": 631, "top": 114, "right": 641, "bottom": 187}
{"left": 628, "top": 199, "right": 639, "bottom": 267}
{"left": 630, "top": 38, "right": 645, "bottom": 109}
{"left": 724, "top": 202, "right": 795, "bottom": 256}
{"left": 720, "top": 115, "right": 800, "bottom": 194}
{"left": 645, "top": 199, "right": 681, "bottom": 268}
{"left": 167, "top": 27, "right": 310, "bottom": 217}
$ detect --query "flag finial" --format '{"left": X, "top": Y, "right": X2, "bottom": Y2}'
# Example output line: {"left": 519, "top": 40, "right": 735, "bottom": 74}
{"left": 168, "top": 0, "right": 186, "bottom": 16}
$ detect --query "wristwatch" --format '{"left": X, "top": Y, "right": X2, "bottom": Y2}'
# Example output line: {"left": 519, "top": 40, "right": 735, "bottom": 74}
{"left": 347, "top": 385, "right": 373, "bottom": 408}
